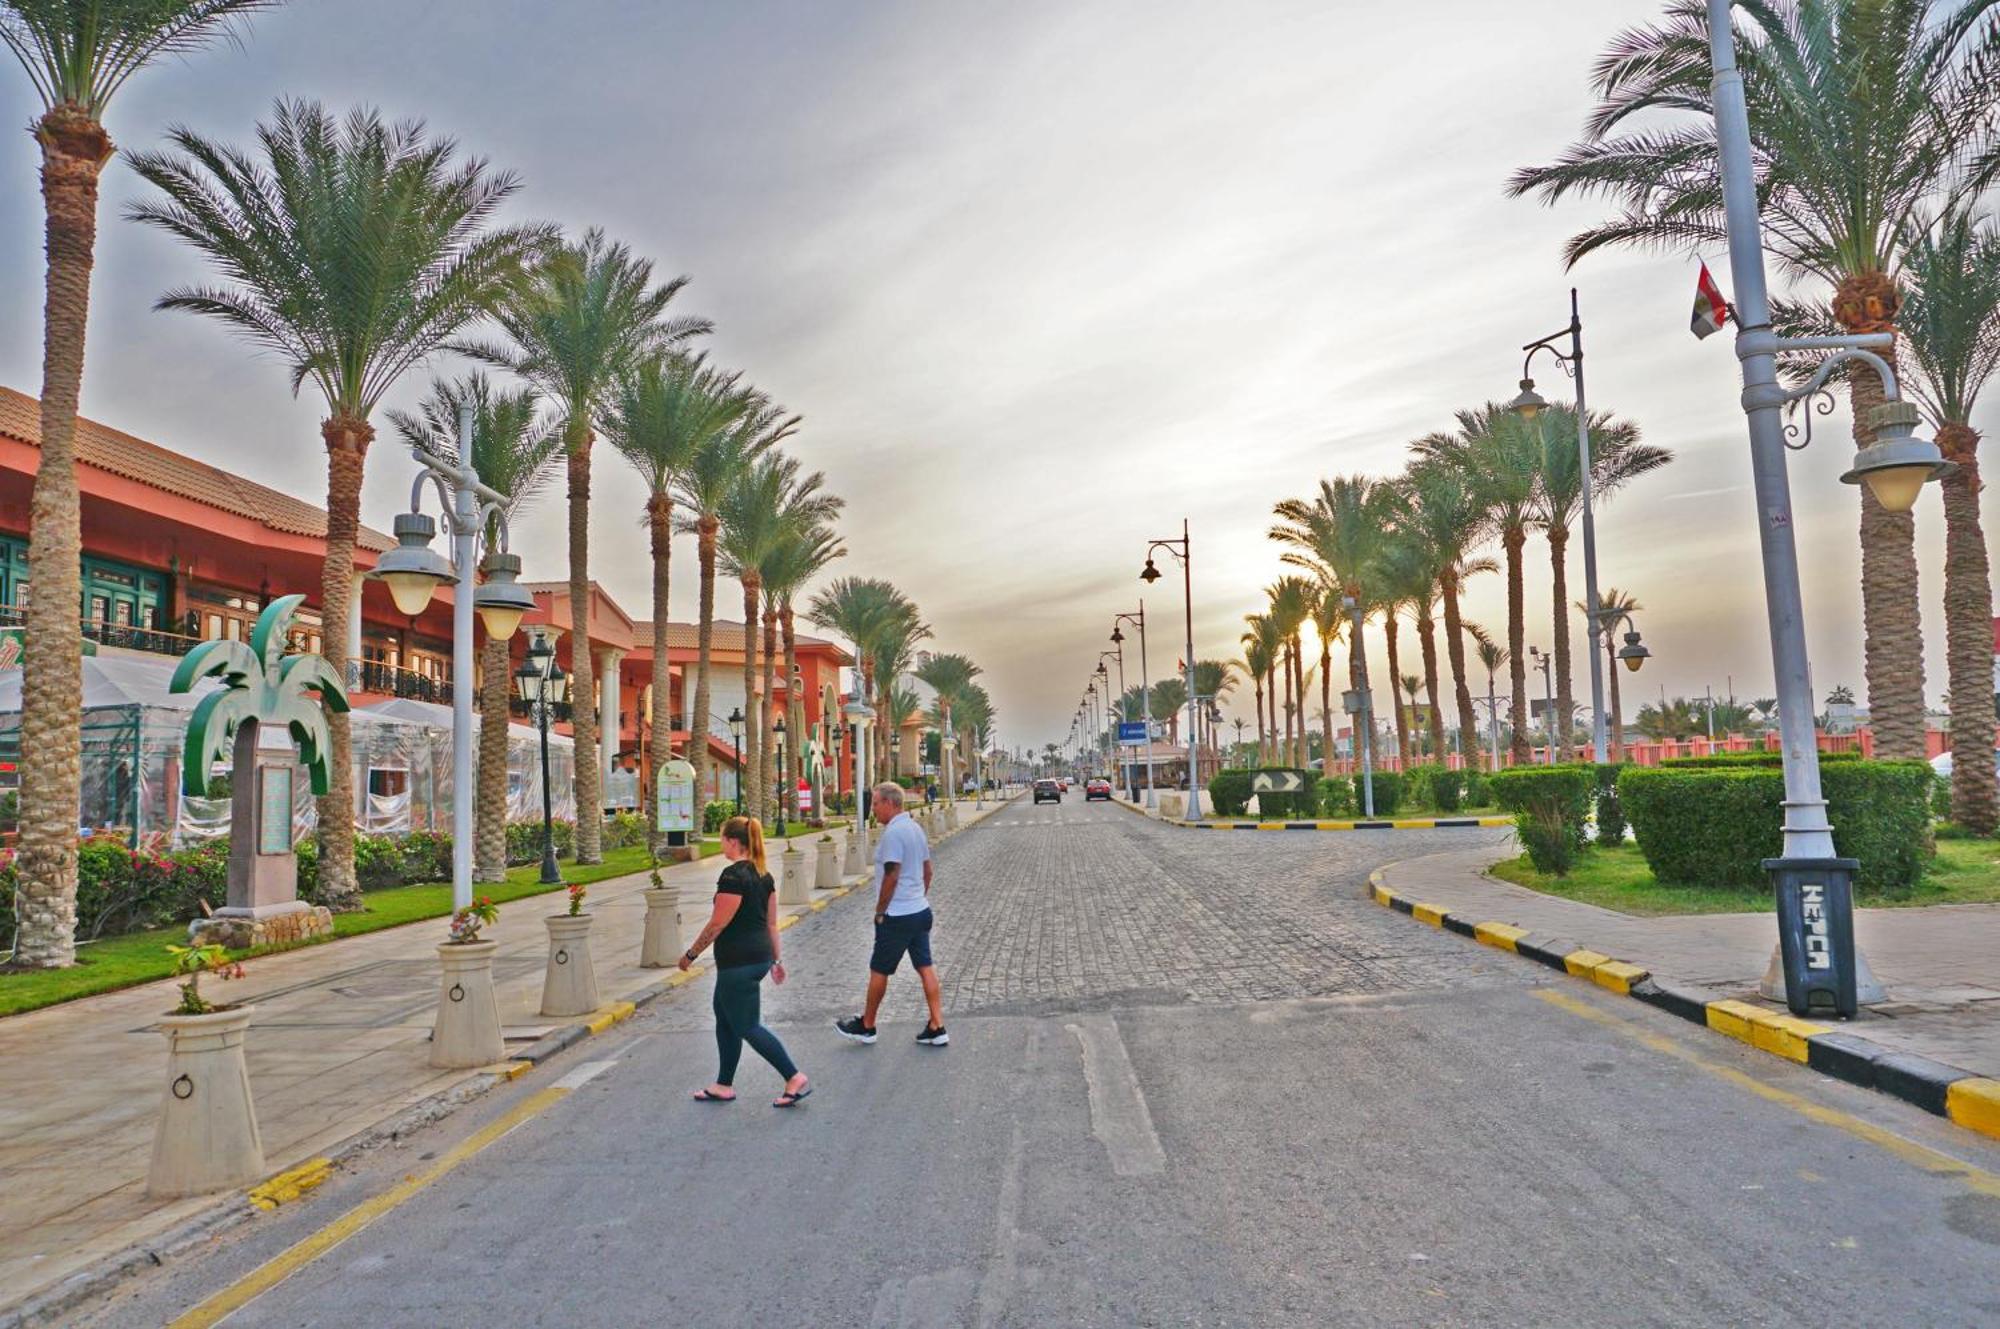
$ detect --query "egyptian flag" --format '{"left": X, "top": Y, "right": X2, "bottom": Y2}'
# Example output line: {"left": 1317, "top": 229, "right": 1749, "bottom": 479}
{"left": 1692, "top": 261, "right": 1730, "bottom": 339}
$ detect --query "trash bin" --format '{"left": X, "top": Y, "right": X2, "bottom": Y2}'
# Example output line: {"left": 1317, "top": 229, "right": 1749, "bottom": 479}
{"left": 1763, "top": 856, "right": 1859, "bottom": 1018}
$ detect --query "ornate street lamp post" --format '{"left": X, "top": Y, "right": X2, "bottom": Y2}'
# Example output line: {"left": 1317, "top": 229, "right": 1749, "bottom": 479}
{"left": 726, "top": 706, "right": 745, "bottom": 818}
{"left": 1141, "top": 520, "right": 1200, "bottom": 820}
{"left": 1113, "top": 605, "right": 1153, "bottom": 807}
{"left": 513, "top": 636, "right": 568, "bottom": 884}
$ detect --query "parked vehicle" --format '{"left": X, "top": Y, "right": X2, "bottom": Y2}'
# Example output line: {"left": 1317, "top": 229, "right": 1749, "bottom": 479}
{"left": 1033, "top": 778, "right": 1063, "bottom": 805}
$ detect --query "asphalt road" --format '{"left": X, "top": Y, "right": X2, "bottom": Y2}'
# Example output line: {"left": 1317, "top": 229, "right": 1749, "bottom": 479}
{"left": 89, "top": 797, "right": 2000, "bottom": 1328}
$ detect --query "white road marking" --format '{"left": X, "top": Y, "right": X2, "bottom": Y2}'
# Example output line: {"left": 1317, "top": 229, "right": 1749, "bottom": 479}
{"left": 1066, "top": 1014, "right": 1167, "bottom": 1176}
{"left": 552, "top": 1059, "right": 618, "bottom": 1090}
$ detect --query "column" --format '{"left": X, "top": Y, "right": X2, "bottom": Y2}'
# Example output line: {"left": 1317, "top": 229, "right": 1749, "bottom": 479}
{"left": 598, "top": 648, "right": 623, "bottom": 805}
{"left": 348, "top": 569, "right": 366, "bottom": 688}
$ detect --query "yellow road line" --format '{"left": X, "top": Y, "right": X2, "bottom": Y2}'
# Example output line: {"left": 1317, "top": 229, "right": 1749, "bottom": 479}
{"left": 168, "top": 1086, "right": 573, "bottom": 1328}
{"left": 1533, "top": 987, "right": 2000, "bottom": 1198}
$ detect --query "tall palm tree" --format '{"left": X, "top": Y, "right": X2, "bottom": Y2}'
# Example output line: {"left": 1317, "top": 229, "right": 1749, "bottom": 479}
{"left": 1239, "top": 617, "right": 1276, "bottom": 765}
{"left": 1263, "top": 577, "right": 1315, "bottom": 769}
{"left": 1511, "top": 0, "right": 2000, "bottom": 760}
{"left": 1475, "top": 636, "right": 1509, "bottom": 767}
{"left": 1374, "top": 515, "right": 1435, "bottom": 766}
{"left": 1398, "top": 458, "right": 1491, "bottom": 767}
{"left": 1580, "top": 586, "right": 1644, "bottom": 760}
{"left": 677, "top": 398, "right": 791, "bottom": 804}
{"left": 1192, "top": 659, "right": 1236, "bottom": 758}
{"left": 807, "top": 578, "right": 924, "bottom": 781}
{"left": 1527, "top": 403, "right": 1666, "bottom": 761}
{"left": 1901, "top": 206, "right": 2000, "bottom": 831}
{"left": 1307, "top": 589, "right": 1340, "bottom": 770}
{"left": 129, "top": 100, "right": 546, "bottom": 908}
{"left": 481, "top": 228, "right": 708, "bottom": 862}
{"left": 390, "top": 374, "right": 559, "bottom": 881}
{"left": 1272, "top": 476, "right": 1398, "bottom": 765}
{"left": 1149, "top": 676, "right": 1189, "bottom": 743}
{"left": 915, "top": 653, "right": 982, "bottom": 798}
{"left": 871, "top": 615, "right": 929, "bottom": 780}
{"left": 762, "top": 514, "right": 845, "bottom": 822}
{"left": 602, "top": 351, "right": 751, "bottom": 841}
{"left": 0, "top": 0, "right": 274, "bottom": 967}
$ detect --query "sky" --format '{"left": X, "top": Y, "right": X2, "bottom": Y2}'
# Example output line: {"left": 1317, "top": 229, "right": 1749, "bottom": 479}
{"left": 0, "top": 0, "right": 1988, "bottom": 754}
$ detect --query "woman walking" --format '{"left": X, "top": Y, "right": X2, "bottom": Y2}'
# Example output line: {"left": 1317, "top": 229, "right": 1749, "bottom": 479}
{"left": 680, "top": 817, "right": 811, "bottom": 1107}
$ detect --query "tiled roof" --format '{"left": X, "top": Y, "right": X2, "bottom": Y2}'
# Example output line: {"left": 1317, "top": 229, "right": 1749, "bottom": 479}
{"left": 631, "top": 619, "right": 842, "bottom": 653}
{"left": 0, "top": 386, "right": 393, "bottom": 552}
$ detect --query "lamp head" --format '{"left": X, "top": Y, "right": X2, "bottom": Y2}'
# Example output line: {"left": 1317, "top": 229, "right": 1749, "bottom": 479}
{"left": 727, "top": 706, "right": 744, "bottom": 732}
{"left": 1507, "top": 378, "right": 1549, "bottom": 421}
{"left": 372, "top": 512, "right": 453, "bottom": 616}
{"left": 1841, "top": 400, "right": 1955, "bottom": 513}
{"left": 1618, "top": 629, "right": 1650, "bottom": 674}
{"left": 1140, "top": 558, "right": 1161, "bottom": 584}
{"left": 544, "top": 661, "right": 568, "bottom": 705}
{"left": 513, "top": 657, "right": 541, "bottom": 704}
{"left": 474, "top": 551, "right": 534, "bottom": 640}
{"left": 1110, "top": 625, "right": 1124, "bottom": 644}
{"left": 525, "top": 633, "right": 553, "bottom": 667}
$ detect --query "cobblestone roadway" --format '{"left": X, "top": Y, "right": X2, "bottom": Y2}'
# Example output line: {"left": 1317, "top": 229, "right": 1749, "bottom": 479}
{"left": 644, "top": 797, "right": 1523, "bottom": 1032}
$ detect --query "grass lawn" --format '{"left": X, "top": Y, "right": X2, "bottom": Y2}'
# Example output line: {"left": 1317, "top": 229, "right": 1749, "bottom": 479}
{"left": 1490, "top": 838, "right": 2000, "bottom": 917}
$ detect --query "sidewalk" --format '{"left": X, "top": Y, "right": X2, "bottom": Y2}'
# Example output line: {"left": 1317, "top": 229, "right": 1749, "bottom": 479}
{"left": 1380, "top": 845, "right": 2000, "bottom": 1081}
{"left": 0, "top": 798, "right": 1013, "bottom": 1319}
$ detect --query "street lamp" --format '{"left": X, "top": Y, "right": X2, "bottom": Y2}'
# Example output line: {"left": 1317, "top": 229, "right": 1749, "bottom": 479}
{"left": 371, "top": 403, "right": 535, "bottom": 911}
{"left": 513, "top": 635, "right": 568, "bottom": 884}
{"left": 726, "top": 706, "right": 744, "bottom": 817}
{"left": 773, "top": 717, "right": 787, "bottom": 837}
{"left": 842, "top": 694, "right": 874, "bottom": 847}
{"left": 1510, "top": 288, "right": 1612, "bottom": 764}
{"left": 1100, "top": 646, "right": 1127, "bottom": 796}
{"left": 1113, "top": 605, "right": 1154, "bottom": 807}
{"left": 1341, "top": 594, "right": 1376, "bottom": 817}
{"left": 1705, "top": 0, "right": 1952, "bottom": 1015}
{"left": 1142, "top": 520, "right": 1201, "bottom": 820}
{"left": 1528, "top": 646, "right": 1556, "bottom": 764}
{"left": 1597, "top": 608, "right": 1651, "bottom": 673}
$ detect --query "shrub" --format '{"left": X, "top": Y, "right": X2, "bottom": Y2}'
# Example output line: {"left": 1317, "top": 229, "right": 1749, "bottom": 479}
{"left": 1933, "top": 772, "right": 1952, "bottom": 821}
{"left": 1659, "top": 751, "right": 1862, "bottom": 769}
{"left": 702, "top": 800, "right": 734, "bottom": 834}
{"left": 1491, "top": 765, "right": 1594, "bottom": 876}
{"left": 1619, "top": 759, "right": 1933, "bottom": 894}
{"left": 505, "top": 818, "right": 576, "bottom": 865}
{"left": 1206, "top": 769, "right": 1253, "bottom": 818}
{"left": 400, "top": 830, "right": 453, "bottom": 885}
{"left": 1463, "top": 770, "right": 1491, "bottom": 809}
{"left": 1352, "top": 769, "right": 1403, "bottom": 817}
{"left": 1406, "top": 764, "right": 1463, "bottom": 813}
{"left": 604, "top": 811, "right": 649, "bottom": 850}
{"left": 1592, "top": 764, "right": 1626, "bottom": 845}
{"left": 1316, "top": 775, "right": 1353, "bottom": 818}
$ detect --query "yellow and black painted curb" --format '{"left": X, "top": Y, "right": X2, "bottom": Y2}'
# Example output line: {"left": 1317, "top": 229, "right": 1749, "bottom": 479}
{"left": 1173, "top": 815, "right": 1513, "bottom": 832}
{"left": 1367, "top": 868, "right": 2000, "bottom": 1145}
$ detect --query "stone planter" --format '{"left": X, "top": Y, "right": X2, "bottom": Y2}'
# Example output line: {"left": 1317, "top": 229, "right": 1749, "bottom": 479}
{"left": 1160, "top": 793, "right": 1185, "bottom": 820}
{"left": 778, "top": 842, "right": 811, "bottom": 905}
{"left": 431, "top": 941, "right": 504, "bottom": 1069}
{"left": 638, "top": 887, "right": 686, "bottom": 969}
{"left": 843, "top": 829, "right": 866, "bottom": 877}
{"left": 540, "top": 914, "right": 599, "bottom": 1018}
{"left": 148, "top": 1005, "right": 265, "bottom": 1198}
{"left": 815, "top": 837, "right": 840, "bottom": 889}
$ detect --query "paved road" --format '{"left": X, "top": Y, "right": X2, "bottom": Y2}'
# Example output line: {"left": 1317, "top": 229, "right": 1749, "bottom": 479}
{"left": 89, "top": 799, "right": 2000, "bottom": 1327}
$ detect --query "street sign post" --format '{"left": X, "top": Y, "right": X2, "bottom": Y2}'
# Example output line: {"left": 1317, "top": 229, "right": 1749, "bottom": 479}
{"left": 1118, "top": 721, "right": 1149, "bottom": 745}
{"left": 1249, "top": 771, "right": 1305, "bottom": 794}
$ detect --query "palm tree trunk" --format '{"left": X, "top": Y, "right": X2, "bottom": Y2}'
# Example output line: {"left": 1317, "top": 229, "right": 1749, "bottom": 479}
{"left": 1251, "top": 679, "right": 1265, "bottom": 765}
{"left": 566, "top": 436, "right": 602, "bottom": 863}
{"left": 1505, "top": 526, "right": 1531, "bottom": 765}
{"left": 1384, "top": 617, "right": 1410, "bottom": 768}
{"left": 759, "top": 596, "right": 778, "bottom": 824}
{"left": 1266, "top": 665, "right": 1278, "bottom": 764}
{"left": 741, "top": 578, "right": 761, "bottom": 822}
{"left": 1279, "top": 645, "right": 1294, "bottom": 768}
{"left": 315, "top": 417, "right": 373, "bottom": 910}
{"left": 475, "top": 634, "right": 509, "bottom": 882}
{"left": 1548, "top": 524, "right": 1575, "bottom": 761}
{"left": 1319, "top": 636, "right": 1333, "bottom": 772}
{"left": 1441, "top": 571, "right": 1479, "bottom": 766}
{"left": 1939, "top": 422, "right": 1997, "bottom": 832}
{"left": 782, "top": 601, "right": 801, "bottom": 823}
{"left": 646, "top": 491, "right": 674, "bottom": 850}
{"left": 13, "top": 113, "right": 111, "bottom": 967}
{"left": 1605, "top": 632, "right": 1626, "bottom": 761}
{"left": 690, "top": 515, "right": 718, "bottom": 805}
{"left": 1418, "top": 611, "right": 1446, "bottom": 761}
{"left": 1843, "top": 308, "right": 1926, "bottom": 760}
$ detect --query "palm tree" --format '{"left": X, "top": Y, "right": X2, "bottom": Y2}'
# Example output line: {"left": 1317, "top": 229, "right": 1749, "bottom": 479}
{"left": 1579, "top": 586, "right": 1644, "bottom": 760}
{"left": 1306, "top": 590, "right": 1340, "bottom": 770}
{"left": 1374, "top": 513, "right": 1436, "bottom": 766}
{"left": 1900, "top": 206, "right": 2000, "bottom": 832}
{"left": 1401, "top": 458, "right": 1492, "bottom": 768}
{"left": 1417, "top": 408, "right": 1540, "bottom": 764}
{"left": 915, "top": 653, "right": 982, "bottom": 798}
{"left": 1149, "top": 676, "right": 1189, "bottom": 742}
{"left": 807, "top": 578, "right": 925, "bottom": 783}
{"left": 0, "top": 0, "right": 274, "bottom": 967}
{"left": 129, "top": 100, "right": 547, "bottom": 908}
{"left": 677, "top": 398, "right": 791, "bottom": 804}
{"left": 761, "top": 513, "right": 845, "bottom": 823}
{"left": 1239, "top": 617, "right": 1276, "bottom": 765}
{"left": 1528, "top": 403, "right": 1667, "bottom": 761}
{"left": 1272, "top": 476, "right": 1397, "bottom": 765}
{"left": 390, "top": 374, "right": 559, "bottom": 881}
{"left": 1263, "top": 577, "right": 1315, "bottom": 768}
{"left": 481, "top": 228, "right": 709, "bottom": 862}
{"left": 602, "top": 351, "right": 751, "bottom": 840}
{"left": 1192, "top": 659, "right": 1236, "bottom": 758}
{"left": 1510, "top": 0, "right": 2000, "bottom": 761}
{"left": 871, "top": 615, "right": 929, "bottom": 780}
{"left": 1475, "top": 636, "right": 1508, "bottom": 767}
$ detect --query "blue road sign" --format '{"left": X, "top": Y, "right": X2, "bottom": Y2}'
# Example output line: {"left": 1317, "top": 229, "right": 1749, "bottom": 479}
{"left": 1118, "top": 721, "right": 1149, "bottom": 745}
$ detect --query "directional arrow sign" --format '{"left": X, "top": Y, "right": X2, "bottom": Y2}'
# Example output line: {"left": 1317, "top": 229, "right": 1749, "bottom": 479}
{"left": 1250, "top": 771, "right": 1305, "bottom": 794}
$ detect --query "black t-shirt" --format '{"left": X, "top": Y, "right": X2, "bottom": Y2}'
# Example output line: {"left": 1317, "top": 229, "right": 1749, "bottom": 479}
{"left": 713, "top": 860, "right": 775, "bottom": 968}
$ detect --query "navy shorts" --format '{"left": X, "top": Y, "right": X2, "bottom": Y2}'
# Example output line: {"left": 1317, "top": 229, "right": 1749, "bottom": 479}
{"left": 870, "top": 908, "right": 935, "bottom": 975}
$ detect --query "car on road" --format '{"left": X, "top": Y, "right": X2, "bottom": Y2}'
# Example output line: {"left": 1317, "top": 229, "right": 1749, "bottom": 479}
{"left": 1085, "top": 778, "right": 1112, "bottom": 801}
{"left": 1033, "top": 778, "right": 1063, "bottom": 804}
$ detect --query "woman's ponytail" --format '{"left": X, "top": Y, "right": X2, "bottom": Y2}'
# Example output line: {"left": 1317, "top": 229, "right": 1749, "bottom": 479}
{"left": 722, "top": 815, "right": 768, "bottom": 874}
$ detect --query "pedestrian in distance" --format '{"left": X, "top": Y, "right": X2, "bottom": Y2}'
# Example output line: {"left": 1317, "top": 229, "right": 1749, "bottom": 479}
{"left": 837, "top": 782, "right": 948, "bottom": 1047}
{"left": 681, "top": 816, "right": 812, "bottom": 1107}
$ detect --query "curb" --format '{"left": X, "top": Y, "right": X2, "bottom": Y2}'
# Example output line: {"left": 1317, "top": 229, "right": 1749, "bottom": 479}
{"left": 1365, "top": 868, "right": 2000, "bottom": 1146}
{"left": 1173, "top": 816, "right": 1513, "bottom": 832}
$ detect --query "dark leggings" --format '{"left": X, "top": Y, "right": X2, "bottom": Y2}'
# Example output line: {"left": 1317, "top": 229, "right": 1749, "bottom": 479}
{"left": 713, "top": 963, "right": 797, "bottom": 1086}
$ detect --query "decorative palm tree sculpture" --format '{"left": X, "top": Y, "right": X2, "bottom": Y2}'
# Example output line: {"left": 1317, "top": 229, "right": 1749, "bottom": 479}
{"left": 171, "top": 594, "right": 350, "bottom": 928}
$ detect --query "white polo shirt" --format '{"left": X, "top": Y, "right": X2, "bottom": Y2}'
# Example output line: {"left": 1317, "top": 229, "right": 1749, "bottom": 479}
{"left": 872, "top": 812, "right": 933, "bottom": 916}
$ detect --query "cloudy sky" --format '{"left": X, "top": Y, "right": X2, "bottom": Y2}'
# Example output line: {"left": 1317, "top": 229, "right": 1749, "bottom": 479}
{"left": 0, "top": 0, "right": 1984, "bottom": 751}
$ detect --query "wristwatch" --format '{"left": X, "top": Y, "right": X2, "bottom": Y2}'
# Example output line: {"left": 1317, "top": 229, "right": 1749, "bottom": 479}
{"left": 874, "top": 913, "right": 886, "bottom": 925}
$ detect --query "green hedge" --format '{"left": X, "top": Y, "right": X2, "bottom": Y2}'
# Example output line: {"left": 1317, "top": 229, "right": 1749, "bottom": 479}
{"left": 1206, "top": 768, "right": 1319, "bottom": 818}
{"left": 1464, "top": 770, "right": 1491, "bottom": 809}
{"left": 1592, "top": 764, "right": 1626, "bottom": 844}
{"left": 1619, "top": 759, "right": 1933, "bottom": 893}
{"left": 1659, "top": 751, "right": 1862, "bottom": 769}
{"left": 1491, "top": 765, "right": 1594, "bottom": 875}
{"left": 1405, "top": 764, "right": 1464, "bottom": 813}
{"left": 1352, "top": 769, "right": 1404, "bottom": 817}
{"left": 1206, "top": 769, "right": 1253, "bottom": 817}
{"left": 1316, "top": 776, "right": 1353, "bottom": 817}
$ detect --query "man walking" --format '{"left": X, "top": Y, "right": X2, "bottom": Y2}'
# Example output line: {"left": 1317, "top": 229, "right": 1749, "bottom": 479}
{"left": 836, "top": 782, "right": 948, "bottom": 1047}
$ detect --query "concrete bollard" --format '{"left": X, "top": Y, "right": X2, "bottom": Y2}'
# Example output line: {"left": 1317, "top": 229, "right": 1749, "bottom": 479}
{"left": 431, "top": 942, "right": 504, "bottom": 1069}
{"left": 815, "top": 837, "right": 840, "bottom": 888}
{"left": 638, "top": 887, "right": 686, "bottom": 968}
{"left": 778, "top": 841, "right": 812, "bottom": 905}
{"left": 540, "top": 914, "right": 600, "bottom": 1018}
{"left": 148, "top": 1006, "right": 266, "bottom": 1197}
{"left": 844, "top": 827, "right": 866, "bottom": 876}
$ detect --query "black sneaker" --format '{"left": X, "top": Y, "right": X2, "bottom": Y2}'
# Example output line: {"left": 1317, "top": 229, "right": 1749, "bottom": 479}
{"left": 835, "top": 1016, "right": 877, "bottom": 1044}
{"left": 915, "top": 1025, "right": 949, "bottom": 1047}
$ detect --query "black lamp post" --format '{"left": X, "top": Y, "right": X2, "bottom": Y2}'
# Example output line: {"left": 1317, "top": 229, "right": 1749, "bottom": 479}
{"left": 726, "top": 706, "right": 745, "bottom": 817}
{"left": 514, "top": 636, "right": 569, "bottom": 885}
{"left": 773, "top": 717, "right": 788, "bottom": 837}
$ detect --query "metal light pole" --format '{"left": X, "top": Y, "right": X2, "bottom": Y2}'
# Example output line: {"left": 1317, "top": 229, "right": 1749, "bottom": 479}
{"left": 1342, "top": 595, "right": 1375, "bottom": 817}
{"left": 773, "top": 717, "right": 788, "bottom": 837}
{"left": 1707, "top": 0, "right": 1952, "bottom": 1014}
{"left": 726, "top": 706, "right": 744, "bottom": 817}
{"left": 1508, "top": 289, "right": 1609, "bottom": 763}
{"left": 1114, "top": 605, "right": 1154, "bottom": 807}
{"left": 514, "top": 635, "right": 568, "bottom": 884}
{"left": 371, "top": 403, "right": 534, "bottom": 911}
{"left": 1142, "top": 521, "right": 1200, "bottom": 818}
{"left": 1529, "top": 646, "right": 1555, "bottom": 764}
{"left": 843, "top": 695, "right": 874, "bottom": 853}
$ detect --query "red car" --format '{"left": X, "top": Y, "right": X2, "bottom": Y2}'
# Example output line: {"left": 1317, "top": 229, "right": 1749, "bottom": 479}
{"left": 1085, "top": 778, "right": 1112, "bottom": 801}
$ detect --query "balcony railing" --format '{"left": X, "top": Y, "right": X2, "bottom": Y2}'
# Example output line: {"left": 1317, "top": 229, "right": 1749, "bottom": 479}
{"left": 0, "top": 605, "right": 208, "bottom": 659}
{"left": 358, "top": 659, "right": 452, "bottom": 706}
{"left": 508, "top": 697, "right": 573, "bottom": 723}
